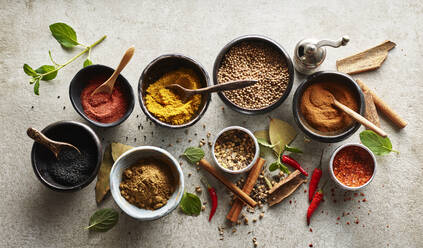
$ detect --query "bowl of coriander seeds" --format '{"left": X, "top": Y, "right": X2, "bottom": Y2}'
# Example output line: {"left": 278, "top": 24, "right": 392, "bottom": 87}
{"left": 213, "top": 35, "right": 294, "bottom": 114}
{"left": 212, "top": 126, "right": 259, "bottom": 174}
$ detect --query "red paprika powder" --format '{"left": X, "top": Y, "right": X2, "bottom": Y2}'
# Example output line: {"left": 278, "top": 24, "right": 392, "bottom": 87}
{"left": 332, "top": 146, "right": 374, "bottom": 187}
{"left": 80, "top": 77, "right": 128, "bottom": 123}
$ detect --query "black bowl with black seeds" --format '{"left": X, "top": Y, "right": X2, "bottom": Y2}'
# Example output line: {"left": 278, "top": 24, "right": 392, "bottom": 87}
{"left": 30, "top": 121, "right": 102, "bottom": 191}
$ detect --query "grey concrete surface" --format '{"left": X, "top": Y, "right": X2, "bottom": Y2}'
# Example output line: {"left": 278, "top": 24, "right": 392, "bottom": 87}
{"left": 1, "top": 0, "right": 422, "bottom": 247}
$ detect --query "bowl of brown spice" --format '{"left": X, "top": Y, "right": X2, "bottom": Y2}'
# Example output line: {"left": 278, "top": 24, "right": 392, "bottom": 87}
{"left": 292, "top": 71, "right": 365, "bottom": 143}
{"left": 138, "top": 54, "right": 211, "bottom": 128}
{"left": 212, "top": 126, "right": 259, "bottom": 174}
{"left": 109, "top": 146, "right": 184, "bottom": 220}
{"left": 213, "top": 35, "right": 294, "bottom": 114}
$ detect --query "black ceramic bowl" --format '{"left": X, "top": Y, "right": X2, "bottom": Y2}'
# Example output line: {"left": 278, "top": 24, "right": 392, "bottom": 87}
{"left": 212, "top": 35, "right": 295, "bottom": 115}
{"left": 30, "top": 121, "right": 102, "bottom": 191}
{"left": 69, "top": 64, "right": 135, "bottom": 128}
{"left": 292, "top": 71, "right": 365, "bottom": 143}
{"left": 138, "top": 54, "right": 211, "bottom": 128}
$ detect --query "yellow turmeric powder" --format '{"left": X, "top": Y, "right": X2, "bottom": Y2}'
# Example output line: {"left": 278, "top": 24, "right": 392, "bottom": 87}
{"left": 145, "top": 68, "right": 202, "bottom": 125}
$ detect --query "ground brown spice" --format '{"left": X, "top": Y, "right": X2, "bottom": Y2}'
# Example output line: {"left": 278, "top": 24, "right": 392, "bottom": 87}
{"left": 120, "top": 159, "right": 175, "bottom": 210}
{"left": 300, "top": 81, "right": 359, "bottom": 132}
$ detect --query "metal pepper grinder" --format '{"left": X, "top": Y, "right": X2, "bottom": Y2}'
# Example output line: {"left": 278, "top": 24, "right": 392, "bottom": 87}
{"left": 293, "top": 36, "right": 350, "bottom": 75}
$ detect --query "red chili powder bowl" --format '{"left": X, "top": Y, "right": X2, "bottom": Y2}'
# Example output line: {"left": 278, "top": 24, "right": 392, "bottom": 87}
{"left": 80, "top": 77, "right": 128, "bottom": 123}
{"left": 330, "top": 144, "right": 376, "bottom": 189}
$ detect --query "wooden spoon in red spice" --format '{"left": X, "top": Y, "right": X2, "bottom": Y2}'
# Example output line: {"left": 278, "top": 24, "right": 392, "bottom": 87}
{"left": 91, "top": 46, "right": 135, "bottom": 96}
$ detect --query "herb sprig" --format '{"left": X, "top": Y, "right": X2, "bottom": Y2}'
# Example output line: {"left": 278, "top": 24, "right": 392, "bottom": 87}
{"left": 360, "top": 130, "right": 399, "bottom": 155}
{"left": 23, "top": 23, "right": 106, "bottom": 95}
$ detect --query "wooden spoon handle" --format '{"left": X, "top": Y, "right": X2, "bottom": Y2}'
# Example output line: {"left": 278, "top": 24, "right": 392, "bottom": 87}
{"left": 199, "top": 159, "right": 257, "bottom": 208}
{"left": 195, "top": 80, "right": 258, "bottom": 94}
{"left": 109, "top": 46, "right": 135, "bottom": 84}
{"left": 333, "top": 99, "right": 388, "bottom": 137}
{"left": 27, "top": 127, "right": 60, "bottom": 158}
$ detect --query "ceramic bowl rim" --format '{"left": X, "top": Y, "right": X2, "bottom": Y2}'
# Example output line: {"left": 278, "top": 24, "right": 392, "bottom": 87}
{"left": 329, "top": 143, "right": 377, "bottom": 191}
{"left": 30, "top": 120, "right": 102, "bottom": 191}
{"left": 138, "top": 54, "right": 211, "bottom": 129}
{"left": 69, "top": 64, "right": 135, "bottom": 128}
{"left": 109, "top": 145, "right": 185, "bottom": 220}
{"left": 212, "top": 34, "right": 295, "bottom": 115}
{"left": 211, "top": 126, "right": 259, "bottom": 174}
{"left": 292, "top": 70, "right": 365, "bottom": 143}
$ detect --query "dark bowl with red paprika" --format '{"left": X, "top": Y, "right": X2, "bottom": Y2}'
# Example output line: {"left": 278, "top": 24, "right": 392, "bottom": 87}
{"left": 30, "top": 120, "right": 102, "bottom": 192}
{"left": 138, "top": 54, "right": 211, "bottom": 129}
{"left": 69, "top": 64, "right": 135, "bottom": 128}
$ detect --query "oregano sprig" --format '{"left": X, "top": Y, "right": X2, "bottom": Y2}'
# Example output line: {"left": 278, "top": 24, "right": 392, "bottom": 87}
{"left": 23, "top": 22, "right": 106, "bottom": 95}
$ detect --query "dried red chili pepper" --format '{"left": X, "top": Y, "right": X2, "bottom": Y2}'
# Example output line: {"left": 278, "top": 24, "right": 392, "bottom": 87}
{"left": 282, "top": 155, "right": 308, "bottom": 176}
{"left": 309, "top": 151, "right": 324, "bottom": 202}
{"left": 201, "top": 177, "right": 218, "bottom": 221}
{"left": 307, "top": 189, "right": 323, "bottom": 225}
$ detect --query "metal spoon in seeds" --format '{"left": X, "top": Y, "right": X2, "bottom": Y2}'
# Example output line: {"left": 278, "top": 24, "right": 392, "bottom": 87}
{"left": 165, "top": 79, "right": 258, "bottom": 102}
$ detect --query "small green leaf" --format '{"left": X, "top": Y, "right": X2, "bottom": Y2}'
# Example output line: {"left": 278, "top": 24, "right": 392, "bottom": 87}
{"left": 279, "top": 163, "right": 290, "bottom": 174}
{"left": 183, "top": 147, "right": 205, "bottom": 164}
{"left": 83, "top": 58, "right": 93, "bottom": 67}
{"left": 86, "top": 208, "right": 118, "bottom": 232}
{"left": 33, "top": 78, "right": 40, "bottom": 95}
{"left": 49, "top": 22, "right": 79, "bottom": 48}
{"left": 257, "top": 138, "right": 276, "bottom": 148}
{"left": 284, "top": 145, "right": 303, "bottom": 154}
{"left": 269, "top": 162, "right": 279, "bottom": 172}
{"left": 23, "top": 64, "right": 38, "bottom": 77}
{"left": 180, "top": 192, "right": 201, "bottom": 215}
{"left": 35, "top": 65, "right": 57, "bottom": 81}
{"left": 360, "top": 130, "right": 397, "bottom": 155}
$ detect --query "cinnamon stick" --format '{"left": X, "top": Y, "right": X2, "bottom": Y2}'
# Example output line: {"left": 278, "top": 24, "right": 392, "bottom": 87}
{"left": 199, "top": 159, "right": 257, "bottom": 208}
{"left": 356, "top": 78, "right": 407, "bottom": 128}
{"left": 226, "top": 158, "right": 266, "bottom": 222}
{"left": 362, "top": 87, "right": 380, "bottom": 128}
{"left": 268, "top": 170, "right": 306, "bottom": 206}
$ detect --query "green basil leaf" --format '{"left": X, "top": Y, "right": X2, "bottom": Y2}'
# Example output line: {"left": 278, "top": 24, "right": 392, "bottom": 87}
{"left": 180, "top": 192, "right": 201, "bottom": 215}
{"left": 23, "top": 64, "right": 38, "bottom": 77}
{"left": 284, "top": 145, "right": 303, "bottom": 154}
{"left": 257, "top": 138, "right": 276, "bottom": 148}
{"left": 83, "top": 58, "right": 93, "bottom": 67}
{"left": 49, "top": 23, "right": 79, "bottom": 48}
{"left": 35, "top": 65, "right": 57, "bottom": 81}
{"left": 269, "top": 162, "right": 279, "bottom": 172}
{"left": 360, "top": 130, "right": 396, "bottom": 155}
{"left": 33, "top": 78, "right": 40, "bottom": 95}
{"left": 183, "top": 147, "right": 205, "bottom": 164}
{"left": 86, "top": 208, "right": 118, "bottom": 232}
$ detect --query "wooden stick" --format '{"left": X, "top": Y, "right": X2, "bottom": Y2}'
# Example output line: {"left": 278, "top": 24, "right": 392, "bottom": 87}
{"left": 356, "top": 78, "right": 407, "bottom": 129}
{"left": 333, "top": 98, "right": 388, "bottom": 137}
{"left": 226, "top": 158, "right": 265, "bottom": 222}
{"left": 199, "top": 159, "right": 257, "bottom": 208}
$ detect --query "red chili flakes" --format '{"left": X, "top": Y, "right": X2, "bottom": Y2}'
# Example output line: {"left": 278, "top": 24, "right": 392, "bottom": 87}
{"left": 337, "top": 217, "right": 340, "bottom": 220}
{"left": 304, "top": 189, "right": 307, "bottom": 193}
{"left": 362, "top": 198, "right": 367, "bottom": 202}
{"left": 332, "top": 146, "right": 374, "bottom": 187}
{"left": 309, "top": 244, "right": 313, "bottom": 247}
{"left": 347, "top": 222, "right": 350, "bottom": 225}
{"left": 360, "top": 193, "right": 365, "bottom": 196}
{"left": 354, "top": 193, "right": 358, "bottom": 197}
{"left": 309, "top": 228, "right": 313, "bottom": 232}
{"left": 354, "top": 219, "right": 359, "bottom": 224}
{"left": 289, "top": 200, "right": 292, "bottom": 204}
{"left": 336, "top": 222, "right": 339, "bottom": 224}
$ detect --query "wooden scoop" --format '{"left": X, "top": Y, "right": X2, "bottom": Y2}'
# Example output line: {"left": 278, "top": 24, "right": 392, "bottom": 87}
{"left": 91, "top": 46, "right": 135, "bottom": 96}
{"left": 27, "top": 127, "right": 80, "bottom": 159}
{"left": 332, "top": 98, "right": 388, "bottom": 137}
{"left": 165, "top": 79, "right": 258, "bottom": 102}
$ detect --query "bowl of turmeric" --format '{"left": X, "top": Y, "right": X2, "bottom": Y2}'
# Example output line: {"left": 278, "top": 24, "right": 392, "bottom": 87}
{"left": 292, "top": 71, "right": 365, "bottom": 143}
{"left": 138, "top": 54, "right": 211, "bottom": 128}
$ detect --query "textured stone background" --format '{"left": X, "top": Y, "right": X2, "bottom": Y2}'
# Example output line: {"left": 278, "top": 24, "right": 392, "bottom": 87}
{"left": 0, "top": 0, "right": 422, "bottom": 247}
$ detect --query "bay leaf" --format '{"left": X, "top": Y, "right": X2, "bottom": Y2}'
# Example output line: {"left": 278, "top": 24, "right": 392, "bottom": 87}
{"left": 111, "top": 142, "right": 134, "bottom": 162}
{"left": 95, "top": 145, "right": 113, "bottom": 204}
{"left": 269, "top": 118, "right": 297, "bottom": 155}
{"left": 254, "top": 129, "right": 270, "bottom": 142}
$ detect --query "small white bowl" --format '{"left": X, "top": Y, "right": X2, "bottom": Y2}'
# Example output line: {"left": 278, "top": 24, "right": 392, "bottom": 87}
{"left": 212, "top": 126, "right": 259, "bottom": 174}
{"left": 110, "top": 146, "right": 184, "bottom": 220}
{"left": 329, "top": 143, "right": 377, "bottom": 191}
